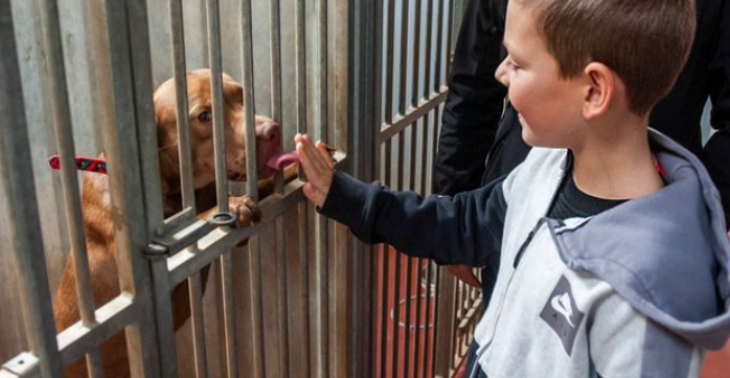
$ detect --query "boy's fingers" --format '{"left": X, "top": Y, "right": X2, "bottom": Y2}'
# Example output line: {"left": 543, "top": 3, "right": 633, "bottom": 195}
{"left": 297, "top": 140, "right": 328, "bottom": 187}
{"left": 316, "top": 142, "right": 335, "bottom": 169}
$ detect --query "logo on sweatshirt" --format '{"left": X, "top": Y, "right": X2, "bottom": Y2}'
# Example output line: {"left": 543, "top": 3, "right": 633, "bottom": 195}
{"left": 540, "top": 275, "right": 584, "bottom": 355}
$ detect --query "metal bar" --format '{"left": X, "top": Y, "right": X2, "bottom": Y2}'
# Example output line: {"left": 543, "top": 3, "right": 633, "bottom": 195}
{"left": 206, "top": 0, "right": 229, "bottom": 212}
{"left": 270, "top": 0, "right": 282, "bottom": 123}
{"left": 190, "top": 272, "right": 209, "bottom": 378}
{"left": 379, "top": 88, "right": 448, "bottom": 145}
{"left": 398, "top": 0, "right": 410, "bottom": 115}
{"left": 241, "top": 0, "right": 259, "bottom": 199}
{"left": 38, "top": 0, "right": 97, "bottom": 332}
{"left": 402, "top": 255, "right": 413, "bottom": 378}
{"left": 56, "top": 295, "right": 136, "bottom": 366}
{"left": 248, "top": 236, "right": 266, "bottom": 377}
{"left": 384, "top": 0, "right": 396, "bottom": 124}
{"left": 219, "top": 253, "right": 239, "bottom": 378}
{"left": 170, "top": 0, "right": 196, "bottom": 211}
{"left": 296, "top": 0, "right": 307, "bottom": 134}
{"left": 276, "top": 217, "right": 290, "bottom": 377}
{"left": 430, "top": 267, "right": 442, "bottom": 378}
{"left": 297, "top": 202, "right": 312, "bottom": 377}
{"left": 317, "top": 0, "right": 328, "bottom": 141}
{"left": 412, "top": 257, "right": 423, "bottom": 378}
{"left": 0, "top": 4, "right": 62, "bottom": 375}
{"left": 419, "top": 262, "right": 431, "bottom": 378}
{"left": 99, "top": 1, "right": 163, "bottom": 375}
{"left": 424, "top": 0, "right": 434, "bottom": 98}
{"left": 150, "top": 262, "right": 179, "bottom": 377}
{"left": 434, "top": 0, "right": 445, "bottom": 93}
{"left": 411, "top": 0, "right": 422, "bottom": 108}
{"left": 314, "top": 214, "right": 330, "bottom": 377}
{"left": 379, "top": 140, "right": 392, "bottom": 378}
{"left": 390, "top": 132, "right": 405, "bottom": 378}
{"left": 446, "top": 0, "right": 457, "bottom": 78}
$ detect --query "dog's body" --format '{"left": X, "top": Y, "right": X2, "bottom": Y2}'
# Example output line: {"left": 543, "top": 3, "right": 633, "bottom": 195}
{"left": 53, "top": 70, "right": 295, "bottom": 378}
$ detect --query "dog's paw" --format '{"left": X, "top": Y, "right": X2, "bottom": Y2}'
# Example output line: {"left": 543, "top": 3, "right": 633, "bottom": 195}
{"left": 228, "top": 195, "right": 262, "bottom": 227}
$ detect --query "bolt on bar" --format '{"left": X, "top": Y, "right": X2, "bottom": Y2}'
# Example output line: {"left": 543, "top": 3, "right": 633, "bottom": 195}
{"left": 0, "top": 3, "right": 63, "bottom": 376}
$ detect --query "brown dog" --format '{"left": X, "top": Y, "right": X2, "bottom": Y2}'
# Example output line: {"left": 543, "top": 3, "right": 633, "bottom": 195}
{"left": 53, "top": 69, "right": 296, "bottom": 378}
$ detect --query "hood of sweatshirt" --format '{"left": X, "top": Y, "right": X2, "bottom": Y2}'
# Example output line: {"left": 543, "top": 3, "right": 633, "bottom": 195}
{"left": 548, "top": 129, "right": 730, "bottom": 350}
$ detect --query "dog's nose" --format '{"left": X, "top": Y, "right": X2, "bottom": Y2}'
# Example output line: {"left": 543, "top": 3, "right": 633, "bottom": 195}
{"left": 258, "top": 121, "right": 281, "bottom": 144}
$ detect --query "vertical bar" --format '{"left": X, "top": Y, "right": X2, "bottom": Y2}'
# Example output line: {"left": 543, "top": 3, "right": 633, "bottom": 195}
{"left": 247, "top": 235, "right": 266, "bottom": 378}
{"left": 390, "top": 131, "right": 405, "bottom": 378}
{"left": 411, "top": 0, "right": 422, "bottom": 108}
{"left": 316, "top": 0, "right": 330, "bottom": 370}
{"left": 36, "top": 0, "right": 103, "bottom": 375}
{"left": 206, "top": 0, "right": 229, "bottom": 212}
{"left": 276, "top": 219, "right": 290, "bottom": 377}
{"left": 270, "top": 0, "right": 282, "bottom": 123}
{"left": 398, "top": 0, "right": 410, "bottom": 114}
{"left": 424, "top": 0, "right": 434, "bottom": 98}
{"left": 384, "top": 0, "right": 396, "bottom": 124}
{"left": 99, "top": 1, "right": 162, "bottom": 376}
{"left": 296, "top": 0, "right": 307, "bottom": 136}
{"left": 430, "top": 267, "right": 442, "bottom": 378}
{"left": 317, "top": 0, "right": 328, "bottom": 141}
{"left": 241, "top": 0, "right": 259, "bottom": 199}
{"left": 380, "top": 139, "right": 393, "bottom": 378}
{"left": 219, "top": 253, "right": 239, "bottom": 378}
{"left": 433, "top": 0, "right": 445, "bottom": 93}
{"left": 297, "top": 202, "right": 312, "bottom": 378}
{"left": 314, "top": 217, "right": 329, "bottom": 378}
{"left": 0, "top": 4, "right": 62, "bottom": 376}
{"left": 294, "top": 3, "right": 311, "bottom": 372}
{"left": 169, "top": 0, "right": 196, "bottom": 211}
{"left": 446, "top": 0, "right": 457, "bottom": 79}
{"left": 190, "top": 272, "right": 209, "bottom": 378}
{"left": 420, "top": 262, "right": 432, "bottom": 378}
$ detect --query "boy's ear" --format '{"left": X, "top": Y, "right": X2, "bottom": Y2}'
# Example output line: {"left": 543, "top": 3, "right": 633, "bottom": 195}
{"left": 582, "top": 62, "right": 615, "bottom": 120}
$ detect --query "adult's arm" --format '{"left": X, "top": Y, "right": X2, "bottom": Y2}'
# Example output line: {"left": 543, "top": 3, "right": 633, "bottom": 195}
{"left": 432, "top": 0, "right": 507, "bottom": 196}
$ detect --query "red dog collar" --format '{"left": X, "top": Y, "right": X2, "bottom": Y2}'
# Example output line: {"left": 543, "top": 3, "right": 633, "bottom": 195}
{"left": 48, "top": 155, "right": 107, "bottom": 174}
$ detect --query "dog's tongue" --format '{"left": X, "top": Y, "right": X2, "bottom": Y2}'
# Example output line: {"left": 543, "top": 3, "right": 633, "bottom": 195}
{"left": 267, "top": 152, "right": 299, "bottom": 170}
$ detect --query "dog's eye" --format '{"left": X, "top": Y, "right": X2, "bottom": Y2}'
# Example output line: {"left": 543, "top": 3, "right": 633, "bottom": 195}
{"left": 197, "top": 111, "right": 212, "bottom": 123}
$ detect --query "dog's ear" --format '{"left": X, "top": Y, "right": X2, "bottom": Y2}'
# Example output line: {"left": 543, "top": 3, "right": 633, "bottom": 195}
{"left": 223, "top": 79, "right": 244, "bottom": 108}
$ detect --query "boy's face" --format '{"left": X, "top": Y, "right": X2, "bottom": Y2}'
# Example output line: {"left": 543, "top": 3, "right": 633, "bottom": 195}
{"left": 495, "top": 2, "right": 586, "bottom": 149}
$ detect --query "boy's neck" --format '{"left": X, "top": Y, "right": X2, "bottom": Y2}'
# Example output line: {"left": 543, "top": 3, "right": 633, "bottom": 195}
{"left": 570, "top": 114, "right": 664, "bottom": 200}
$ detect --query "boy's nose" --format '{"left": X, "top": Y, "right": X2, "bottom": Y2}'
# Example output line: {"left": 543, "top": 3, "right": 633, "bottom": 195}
{"left": 495, "top": 59, "right": 509, "bottom": 87}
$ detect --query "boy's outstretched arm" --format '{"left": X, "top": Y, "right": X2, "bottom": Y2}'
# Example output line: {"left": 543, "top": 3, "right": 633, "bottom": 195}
{"left": 294, "top": 134, "right": 507, "bottom": 266}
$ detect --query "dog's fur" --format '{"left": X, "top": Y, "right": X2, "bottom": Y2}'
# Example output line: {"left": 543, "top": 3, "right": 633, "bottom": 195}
{"left": 53, "top": 69, "right": 294, "bottom": 378}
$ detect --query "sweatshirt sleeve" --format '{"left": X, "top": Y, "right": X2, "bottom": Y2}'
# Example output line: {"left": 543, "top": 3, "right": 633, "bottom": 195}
{"left": 318, "top": 170, "right": 508, "bottom": 267}
{"left": 589, "top": 293, "right": 703, "bottom": 378}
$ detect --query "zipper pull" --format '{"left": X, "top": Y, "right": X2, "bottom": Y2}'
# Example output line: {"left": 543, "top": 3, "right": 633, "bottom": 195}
{"left": 513, "top": 219, "right": 546, "bottom": 268}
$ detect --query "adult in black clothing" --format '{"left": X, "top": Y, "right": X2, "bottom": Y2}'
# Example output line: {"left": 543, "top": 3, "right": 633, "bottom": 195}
{"left": 433, "top": 0, "right": 730, "bottom": 376}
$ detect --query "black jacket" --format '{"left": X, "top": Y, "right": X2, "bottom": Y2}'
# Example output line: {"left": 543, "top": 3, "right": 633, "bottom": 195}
{"left": 433, "top": 0, "right": 730, "bottom": 229}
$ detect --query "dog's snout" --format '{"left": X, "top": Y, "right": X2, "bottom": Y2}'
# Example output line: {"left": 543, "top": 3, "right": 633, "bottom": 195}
{"left": 258, "top": 122, "right": 281, "bottom": 144}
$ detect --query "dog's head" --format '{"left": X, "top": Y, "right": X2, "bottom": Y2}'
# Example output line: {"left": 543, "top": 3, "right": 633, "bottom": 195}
{"left": 153, "top": 69, "right": 285, "bottom": 199}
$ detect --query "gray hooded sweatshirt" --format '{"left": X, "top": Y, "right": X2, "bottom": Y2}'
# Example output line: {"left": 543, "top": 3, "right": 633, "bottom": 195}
{"left": 319, "top": 129, "right": 730, "bottom": 377}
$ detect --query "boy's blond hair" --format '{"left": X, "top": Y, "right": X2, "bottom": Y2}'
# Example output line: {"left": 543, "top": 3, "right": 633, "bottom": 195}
{"left": 517, "top": 0, "right": 696, "bottom": 115}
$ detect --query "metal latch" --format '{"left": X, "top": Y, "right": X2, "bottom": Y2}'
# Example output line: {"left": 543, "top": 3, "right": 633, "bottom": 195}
{"left": 143, "top": 211, "right": 238, "bottom": 260}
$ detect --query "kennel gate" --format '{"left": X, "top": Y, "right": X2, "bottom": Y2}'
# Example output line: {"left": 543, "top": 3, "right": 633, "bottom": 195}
{"left": 0, "top": 0, "right": 474, "bottom": 377}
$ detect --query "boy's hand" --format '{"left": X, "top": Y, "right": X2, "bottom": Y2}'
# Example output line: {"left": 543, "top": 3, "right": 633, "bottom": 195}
{"left": 295, "top": 134, "right": 334, "bottom": 208}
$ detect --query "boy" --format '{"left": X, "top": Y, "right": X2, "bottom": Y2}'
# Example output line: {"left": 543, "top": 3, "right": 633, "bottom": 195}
{"left": 296, "top": 0, "right": 730, "bottom": 376}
